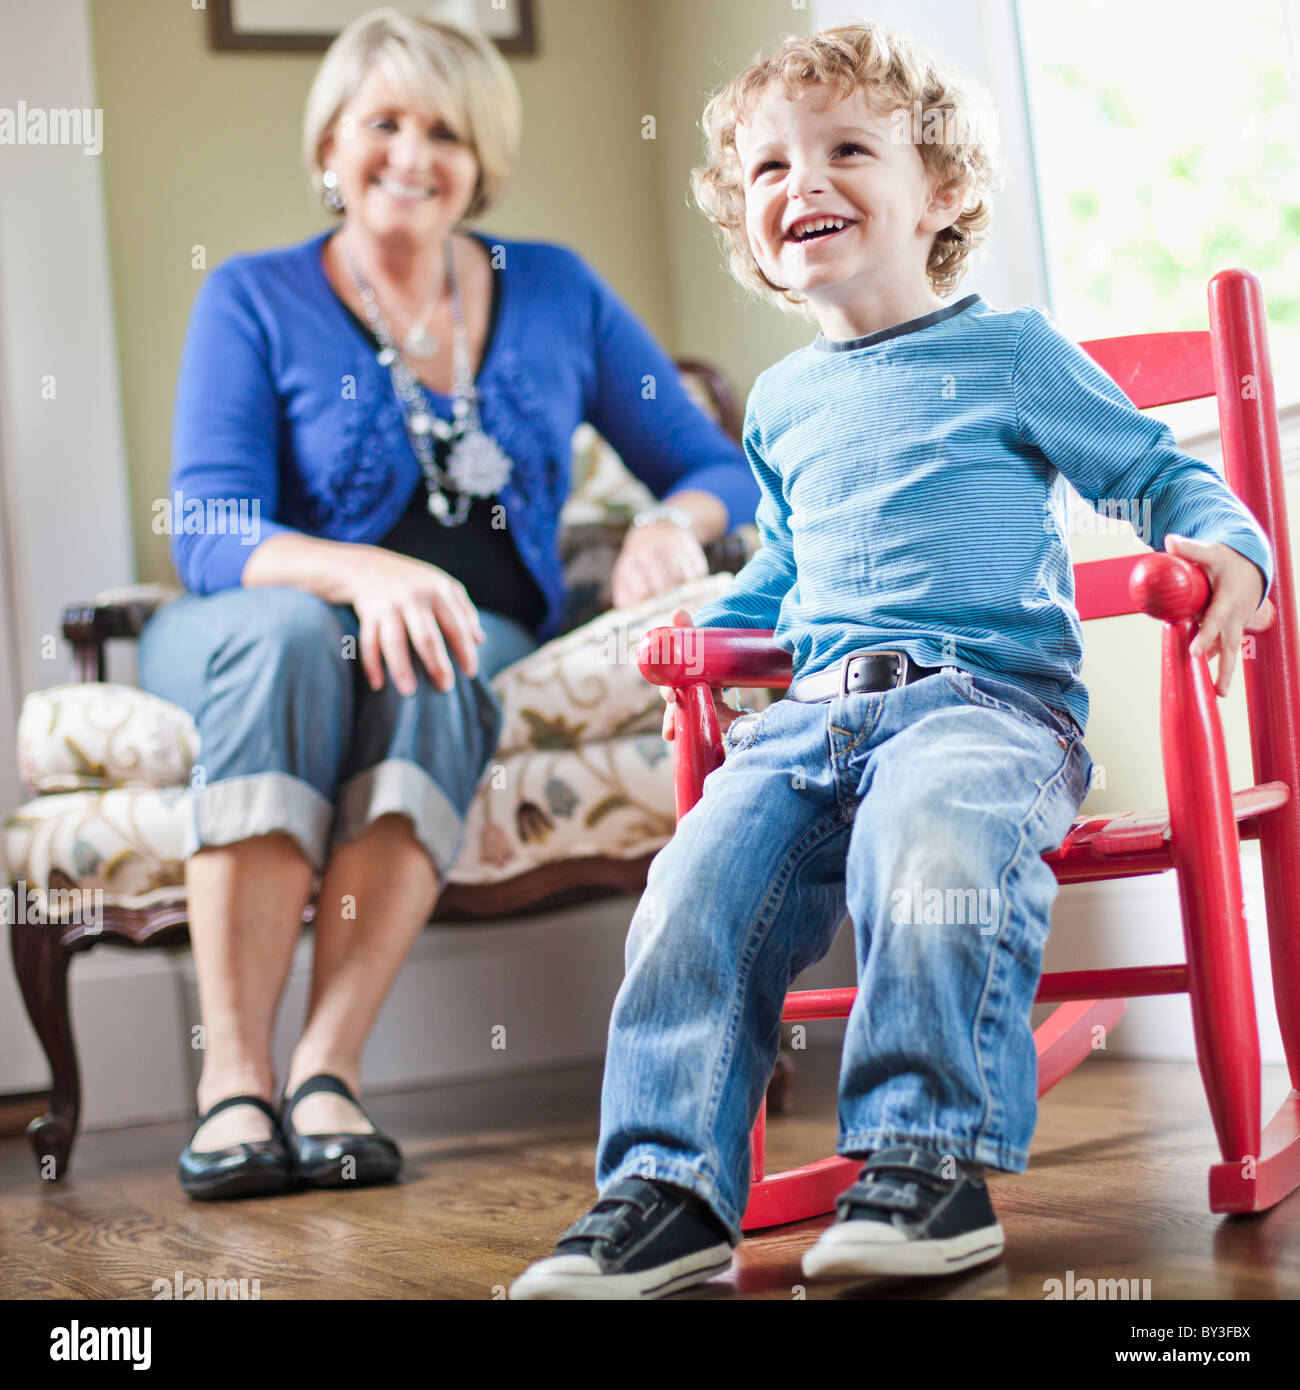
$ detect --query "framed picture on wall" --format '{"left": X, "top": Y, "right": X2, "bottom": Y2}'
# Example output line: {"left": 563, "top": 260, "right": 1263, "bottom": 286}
{"left": 209, "top": 1, "right": 537, "bottom": 55}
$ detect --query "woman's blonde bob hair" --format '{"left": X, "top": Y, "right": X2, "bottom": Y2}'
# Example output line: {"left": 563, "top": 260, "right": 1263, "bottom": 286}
{"left": 691, "top": 23, "right": 1005, "bottom": 316}
{"left": 302, "top": 6, "right": 521, "bottom": 223}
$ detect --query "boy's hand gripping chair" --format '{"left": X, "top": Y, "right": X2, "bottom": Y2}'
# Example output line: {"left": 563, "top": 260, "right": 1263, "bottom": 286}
{"left": 638, "top": 270, "right": 1300, "bottom": 1229}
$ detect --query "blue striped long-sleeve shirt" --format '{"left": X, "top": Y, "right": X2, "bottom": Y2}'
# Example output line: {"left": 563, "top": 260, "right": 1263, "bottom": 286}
{"left": 691, "top": 294, "right": 1273, "bottom": 733}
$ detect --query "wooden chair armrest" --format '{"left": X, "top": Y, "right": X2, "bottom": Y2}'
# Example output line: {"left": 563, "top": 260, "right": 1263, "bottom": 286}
{"left": 674, "top": 358, "right": 743, "bottom": 442}
{"left": 61, "top": 591, "right": 172, "bottom": 683}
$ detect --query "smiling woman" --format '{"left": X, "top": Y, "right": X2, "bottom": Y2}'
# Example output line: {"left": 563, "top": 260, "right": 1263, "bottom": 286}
{"left": 133, "top": 6, "right": 757, "bottom": 1202}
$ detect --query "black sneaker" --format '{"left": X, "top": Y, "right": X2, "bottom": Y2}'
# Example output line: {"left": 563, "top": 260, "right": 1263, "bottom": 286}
{"left": 802, "top": 1145, "right": 1005, "bottom": 1279}
{"left": 509, "top": 1177, "right": 735, "bottom": 1300}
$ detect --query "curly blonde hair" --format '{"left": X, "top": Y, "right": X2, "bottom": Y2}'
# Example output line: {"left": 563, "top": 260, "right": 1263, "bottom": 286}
{"left": 691, "top": 23, "right": 1005, "bottom": 317}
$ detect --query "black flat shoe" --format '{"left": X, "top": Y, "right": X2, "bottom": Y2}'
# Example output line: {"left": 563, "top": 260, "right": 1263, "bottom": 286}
{"left": 280, "top": 1073, "right": 402, "bottom": 1189}
{"left": 178, "top": 1093, "right": 292, "bottom": 1201}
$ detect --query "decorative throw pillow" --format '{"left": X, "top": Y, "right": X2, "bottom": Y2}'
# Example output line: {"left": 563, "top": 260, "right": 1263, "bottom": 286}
{"left": 17, "top": 684, "right": 199, "bottom": 795}
{"left": 489, "top": 572, "right": 749, "bottom": 759}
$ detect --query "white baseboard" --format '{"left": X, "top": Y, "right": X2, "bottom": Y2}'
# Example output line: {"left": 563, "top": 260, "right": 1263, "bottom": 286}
{"left": 16, "top": 848, "right": 1289, "bottom": 1132}
{"left": 76, "top": 893, "right": 643, "bottom": 1132}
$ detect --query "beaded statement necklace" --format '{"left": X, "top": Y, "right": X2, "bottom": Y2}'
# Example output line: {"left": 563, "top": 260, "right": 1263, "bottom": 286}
{"left": 341, "top": 232, "right": 514, "bottom": 527}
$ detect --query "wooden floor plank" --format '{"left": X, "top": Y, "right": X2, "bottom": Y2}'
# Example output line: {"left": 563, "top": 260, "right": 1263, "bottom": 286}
{"left": 2, "top": 1051, "right": 1298, "bottom": 1300}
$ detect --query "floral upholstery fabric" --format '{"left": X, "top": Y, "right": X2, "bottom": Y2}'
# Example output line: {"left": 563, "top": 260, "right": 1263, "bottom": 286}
{"left": 18, "top": 683, "right": 199, "bottom": 795}
{"left": 5, "top": 573, "right": 777, "bottom": 902}
{"left": 5, "top": 787, "right": 190, "bottom": 905}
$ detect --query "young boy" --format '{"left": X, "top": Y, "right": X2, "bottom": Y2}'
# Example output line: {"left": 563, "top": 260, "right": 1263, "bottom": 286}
{"left": 510, "top": 22, "right": 1272, "bottom": 1299}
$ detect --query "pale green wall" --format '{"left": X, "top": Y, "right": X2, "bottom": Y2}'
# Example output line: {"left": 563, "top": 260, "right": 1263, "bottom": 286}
{"left": 86, "top": 0, "right": 1293, "bottom": 817}
{"left": 647, "top": 0, "right": 818, "bottom": 393}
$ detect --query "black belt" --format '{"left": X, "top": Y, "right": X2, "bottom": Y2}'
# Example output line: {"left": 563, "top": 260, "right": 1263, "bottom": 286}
{"left": 784, "top": 649, "right": 946, "bottom": 703}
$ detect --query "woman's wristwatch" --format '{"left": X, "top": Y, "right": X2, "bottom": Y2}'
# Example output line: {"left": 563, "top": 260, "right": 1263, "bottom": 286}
{"left": 631, "top": 504, "right": 696, "bottom": 535}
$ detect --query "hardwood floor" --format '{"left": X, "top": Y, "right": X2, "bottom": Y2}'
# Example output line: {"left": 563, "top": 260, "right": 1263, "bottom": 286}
{"left": 1, "top": 1050, "right": 1298, "bottom": 1301}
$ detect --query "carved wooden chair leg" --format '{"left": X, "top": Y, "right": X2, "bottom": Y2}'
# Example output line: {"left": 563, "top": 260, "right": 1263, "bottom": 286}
{"left": 10, "top": 902, "right": 80, "bottom": 1179}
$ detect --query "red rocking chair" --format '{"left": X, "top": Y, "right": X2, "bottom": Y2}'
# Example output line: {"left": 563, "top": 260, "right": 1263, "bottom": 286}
{"left": 637, "top": 269, "right": 1300, "bottom": 1229}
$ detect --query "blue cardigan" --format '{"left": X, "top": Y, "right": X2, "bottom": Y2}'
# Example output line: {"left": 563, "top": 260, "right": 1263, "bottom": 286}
{"left": 169, "top": 229, "right": 759, "bottom": 643}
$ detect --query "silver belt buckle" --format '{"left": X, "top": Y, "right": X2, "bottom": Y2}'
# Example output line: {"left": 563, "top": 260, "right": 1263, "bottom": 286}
{"left": 839, "top": 648, "right": 909, "bottom": 697}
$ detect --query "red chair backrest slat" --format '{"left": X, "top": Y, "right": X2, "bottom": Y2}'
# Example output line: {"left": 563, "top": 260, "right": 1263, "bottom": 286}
{"left": 1071, "top": 293, "right": 1267, "bottom": 626}
{"left": 1079, "top": 330, "right": 1216, "bottom": 409}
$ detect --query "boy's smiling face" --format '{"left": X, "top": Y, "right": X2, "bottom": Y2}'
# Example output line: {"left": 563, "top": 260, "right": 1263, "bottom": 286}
{"left": 736, "top": 83, "right": 963, "bottom": 338}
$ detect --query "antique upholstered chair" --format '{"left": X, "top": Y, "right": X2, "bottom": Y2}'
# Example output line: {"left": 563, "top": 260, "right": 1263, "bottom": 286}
{"left": 4, "top": 361, "right": 784, "bottom": 1180}
{"left": 640, "top": 271, "right": 1300, "bottom": 1228}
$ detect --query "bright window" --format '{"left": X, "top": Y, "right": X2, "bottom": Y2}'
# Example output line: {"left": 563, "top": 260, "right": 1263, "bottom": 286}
{"left": 1017, "top": 0, "right": 1300, "bottom": 438}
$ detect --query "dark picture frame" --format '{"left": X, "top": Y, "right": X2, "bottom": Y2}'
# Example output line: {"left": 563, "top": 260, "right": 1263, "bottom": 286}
{"left": 208, "top": 1, "right": 537, "bottom": 55}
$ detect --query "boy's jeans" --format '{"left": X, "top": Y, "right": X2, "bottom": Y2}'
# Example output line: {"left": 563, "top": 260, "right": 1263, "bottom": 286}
{"left": 596, "top": 664, "right": 1094, "bottom": 1240}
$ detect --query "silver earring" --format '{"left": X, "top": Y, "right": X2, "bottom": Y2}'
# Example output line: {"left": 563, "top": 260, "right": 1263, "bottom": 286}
{"left": 321, "top": 168, "right": 346, "bottom": 214}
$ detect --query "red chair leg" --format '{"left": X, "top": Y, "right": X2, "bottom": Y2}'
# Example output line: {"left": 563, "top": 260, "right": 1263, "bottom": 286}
{"left": 1035, "top": 998, "right": 1128, "bottom": 1096}
{"left": 1208, "top": 1091, "right": 1300, "bottom": 1213}
{"left": 1162, "top": 625, "right": 1264, "bottom": 1187}
{"left": 740, "top": 994, "right": 1124, "bottom": 1231}
{"left": 1227, "top": 801, "right": 1300, "bottom": 1213}
{"left": 742, "top": 1154, "right": 861, "bottom": 1232}
{"left": 1212, "top": 263, "right": 1300, "bottom": 1092}
{"left": 750, "top": 1097, "right": 766, "bottom": 1186}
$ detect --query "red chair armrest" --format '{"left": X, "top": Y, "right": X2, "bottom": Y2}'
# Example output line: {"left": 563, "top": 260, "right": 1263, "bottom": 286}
{"left": 636, "top": 627, "right": 793, "bottom": 822}
{"left": 1132, "top": 555, "right": 1247, "bottom": 923}
{"left": 636, "top": 626, "right": 792, "bottom": 690}
{"left": 1129, "top": 552, "right": 1211, "bottom": 623}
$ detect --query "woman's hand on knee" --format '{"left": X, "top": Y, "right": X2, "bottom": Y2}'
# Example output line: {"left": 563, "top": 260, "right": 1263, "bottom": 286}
{"left": 348, "top": 548, "right": 486, "bottom": 697}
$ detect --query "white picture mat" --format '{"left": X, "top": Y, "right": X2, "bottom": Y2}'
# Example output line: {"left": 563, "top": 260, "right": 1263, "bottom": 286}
{"left": 230, "top": 0, "right": 523, "bottom": 40}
